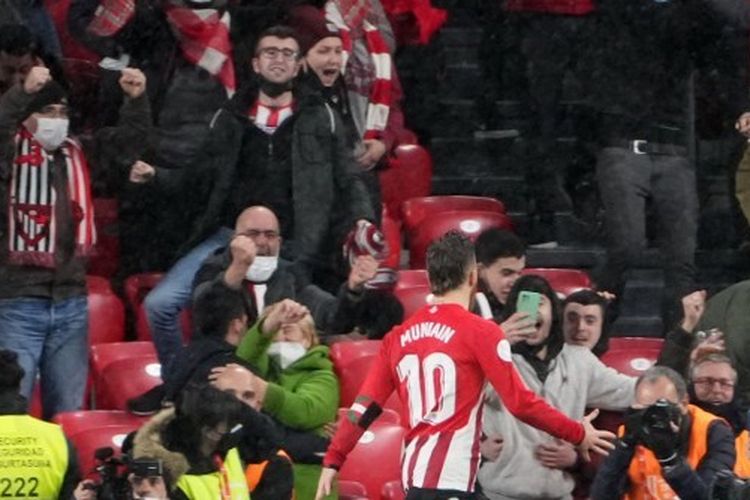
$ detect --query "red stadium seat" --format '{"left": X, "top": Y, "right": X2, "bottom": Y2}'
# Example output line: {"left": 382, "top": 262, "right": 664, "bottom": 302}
{"left": 380, "top": 145, "right": 433, "bottom": 224}
{"left": 330, "top": 341, "right": 404, "bottom": 418}
{"left": 69, "top": 424, "right": 140, "bottom": 478}
{"left": 600, "top": 337, "right": 663, "bottom": 377}
{"left": 96, "top": 357, "right": 163, "bottom": 410}
{"left": 381, "top": 480, "right": 406, "bottom": 500}
{"left": 381, "top": 206, "right": 402, "bottom": 269}
{"left": 54, "top": 410, "right": 146, "bottom": 437}
{"left": 339, "top": 419, "right": 406, "bottom": 500}
{"left": 401, "top": 195, "right": 506, "bottom": 234}
{"left": 393, "top": 270, "right": 431, "bottom": 318}
{"left": 608, "top": 337, "right": 664, "bottom": 351}
{"left": 522, "top": 268, "right": 593, "bottom": 298}
{"left": 339, "top": 480, "right": 369, "bottom": 500}
{"left": 90, "top": 341, "right": 157, "bottom": 380}
{"left": 408, "top": 210, "right": 514, "bottom": 269}
{"left": 330, "top": 340, "right": 383, "bottom": 408}
{"left": 86, "top": 276, "right": 126, "bottom": 345}
{"left": 123, "top": 273, "right": 193, "bottom": 342}
{"left": 88, "top": 199, "right": 120, "bottom": 278}
{"left": 29, "top": 380, "right": 42, "bottom": 419}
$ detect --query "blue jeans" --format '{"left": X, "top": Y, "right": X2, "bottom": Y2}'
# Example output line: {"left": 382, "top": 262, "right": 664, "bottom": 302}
{"left": 0, "top": 295, "right": 88, "bottom": 419}
{"left": 144, "top": 228, "right": 232, "bottom": 378}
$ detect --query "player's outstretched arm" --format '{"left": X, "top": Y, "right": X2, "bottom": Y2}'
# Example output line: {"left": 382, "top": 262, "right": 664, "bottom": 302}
{"left": 315, "top": 467, "right": 338, "bottom": 500}
{"left": 578, "top": 409, "right": 616, "bottom": 461}
{"left": 473, "top": 323, "right": 615, "bottom": 455}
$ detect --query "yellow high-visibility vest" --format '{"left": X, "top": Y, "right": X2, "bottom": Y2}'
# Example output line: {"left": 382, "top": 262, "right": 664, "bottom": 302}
{"left": 0, "top": 414, "right": 69, "bottom": 500}
{"left": 177, "top": 448, "right": 249, "bottom": 500}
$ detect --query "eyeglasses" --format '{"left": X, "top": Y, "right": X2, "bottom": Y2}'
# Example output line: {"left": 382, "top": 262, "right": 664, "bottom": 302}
{"left": 693, "top": 377, "right": 735, "bottom": 390}
{"left": 258, "top": 47, "right": 299, "bottom": 61}
{"left": 240, "top": 229, "right": 280, "bottom": 240}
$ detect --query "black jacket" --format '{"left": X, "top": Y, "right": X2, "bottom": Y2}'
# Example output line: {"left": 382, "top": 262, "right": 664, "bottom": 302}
{"left": 162, "top": 337, "right": 244, "bottom": 401}
{"left": 590, "top": 417, "right": 736, "bottom": 500}
{"left": 157, "top": 81, "right": 374, "bottom": 275}
{"left": 192, "top": 248, "right": 368, "bottom": 336}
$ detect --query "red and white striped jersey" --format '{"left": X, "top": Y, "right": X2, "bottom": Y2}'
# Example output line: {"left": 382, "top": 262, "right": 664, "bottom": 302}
{"left": 249, "top": 101, "right": 293, "bottom": 135}
{"left": 324, "top": 303, "right": 585, "bottom": 492}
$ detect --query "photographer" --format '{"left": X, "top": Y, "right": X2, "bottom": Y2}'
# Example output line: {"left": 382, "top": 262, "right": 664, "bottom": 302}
{"left": 131, "top": 383, "right": 249, "bottom": 499}
{"left": 0, "top": 349, "right": 81, "bottom": 499}
{"left": 73, "top": 454, "right": 172, "bottom": 500}
{"left": 591, "top": 366, "right": 736, "bottom": 500}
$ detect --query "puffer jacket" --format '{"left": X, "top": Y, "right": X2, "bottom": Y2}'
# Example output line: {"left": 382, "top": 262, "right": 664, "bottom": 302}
{"left": 236, "top": 322, "right": 339, "bottom": 500}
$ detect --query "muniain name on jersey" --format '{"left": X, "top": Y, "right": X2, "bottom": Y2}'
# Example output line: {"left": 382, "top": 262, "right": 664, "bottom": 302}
{"left": 400, "top": 321, "right": 457, "bottom": 347}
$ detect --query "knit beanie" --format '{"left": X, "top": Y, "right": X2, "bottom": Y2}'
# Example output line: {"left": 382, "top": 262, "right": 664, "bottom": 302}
{"left": 288, "top": 5, "right": 341, "bottom": 55}
{"left": 24, "top": 81, "right": 67, "bottom": 118}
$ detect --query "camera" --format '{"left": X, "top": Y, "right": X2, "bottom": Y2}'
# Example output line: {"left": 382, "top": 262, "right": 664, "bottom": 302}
{"left": 639, "top": 399, "right": 681, "bottom": 437}
{"left": 87, "top": 447, "right": 165, "bottom": 500}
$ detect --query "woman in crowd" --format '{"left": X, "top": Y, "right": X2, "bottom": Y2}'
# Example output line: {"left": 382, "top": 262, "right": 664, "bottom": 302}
{"left": 212, "top": 299, "right": 339, "bottom": 499}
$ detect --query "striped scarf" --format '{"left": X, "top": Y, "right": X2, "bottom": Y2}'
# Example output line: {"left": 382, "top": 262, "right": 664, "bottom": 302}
{"left": 164, "top": 4, "right": 236, "bottom": 97}
{"left": 249, "top": 101, "right": 294, "bottom": 135}
{"left": 7, "top": 129, "right": 96, "bottom": 268}
{"left": 87, "top": 0, "right": 136, "bottom": 37}
{"left": 326, "top": 1, "right": 392, "bottom": 140}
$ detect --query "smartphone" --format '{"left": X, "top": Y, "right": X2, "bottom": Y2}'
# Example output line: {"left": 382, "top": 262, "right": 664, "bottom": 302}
{"left": 516, "top": 291, "right": 541, "bottom": 324}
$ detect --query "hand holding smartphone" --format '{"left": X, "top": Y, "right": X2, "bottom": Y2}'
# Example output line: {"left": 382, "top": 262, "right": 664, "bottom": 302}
{"left": 516, "top": 291, "right": 541, "bottom": 324}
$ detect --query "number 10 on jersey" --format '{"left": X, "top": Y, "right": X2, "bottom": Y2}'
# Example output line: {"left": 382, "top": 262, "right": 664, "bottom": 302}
{"left": 397, "top": 353, "right": 457, "bottom": 428}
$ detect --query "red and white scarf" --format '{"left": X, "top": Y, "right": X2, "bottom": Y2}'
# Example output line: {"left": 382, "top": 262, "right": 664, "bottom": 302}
{"left": 87, "top": 0, "right": 136, "bottom": 37}
{"left": 326, "top": 1, "right": 392, "bottom": 140}
{"left": 249, "top": 101, "right": 294, "bottom": 135}
{"left": 164, "top": 5, "right": 236, "bottom": 97}
{"left": 8, "top": 129, "right": 96, "bottom": 268}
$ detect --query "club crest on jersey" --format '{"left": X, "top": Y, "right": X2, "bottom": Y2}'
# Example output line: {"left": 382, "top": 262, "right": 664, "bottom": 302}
{"left": 400, "top": 321, "right": 456, "bottom": 347}
{"left": 497, "top": 339, "right": 512, "bottom": 362}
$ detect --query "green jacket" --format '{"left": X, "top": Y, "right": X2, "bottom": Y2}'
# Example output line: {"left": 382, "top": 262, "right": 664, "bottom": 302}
{"left": 236, "top": 322, "right": 339, "bottom": 500}
{"left": 236, "top": 322, "right": 339, "bottom": 432}
{"left": 696, "top": 279, "right": 750, "bottom": 411}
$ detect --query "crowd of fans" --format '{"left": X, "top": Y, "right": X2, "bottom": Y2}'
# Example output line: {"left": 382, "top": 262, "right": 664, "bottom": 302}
{"left": 3, "top": 0, "right": 750, "bottom": 499}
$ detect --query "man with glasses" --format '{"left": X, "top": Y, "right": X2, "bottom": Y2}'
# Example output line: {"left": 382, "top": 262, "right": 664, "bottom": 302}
{"left": 128, "top": 26, "right": 374, "bottom": 414}
{"left": 689, "top": 355, "right": 750, "bottom": 478}
{"left": 193, "top": 205, "right": 376, "bottom": 333}
{"left": 591, "top": 366, "right": 736, "bottom": 499}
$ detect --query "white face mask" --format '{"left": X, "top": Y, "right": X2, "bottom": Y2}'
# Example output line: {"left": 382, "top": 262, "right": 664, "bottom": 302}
{"left": 245, "top": 255, "right": 278, "bottom": 282}
{"left": 33, "top": 117, "right": 69, "bottom": 151}
{"left": 268, "top": 341, "right": 307, "bottom": 369}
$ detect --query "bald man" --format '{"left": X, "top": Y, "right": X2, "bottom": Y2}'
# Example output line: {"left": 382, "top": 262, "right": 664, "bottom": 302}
{"left": 129, "top": 205, "right": 377, "bottom": 415}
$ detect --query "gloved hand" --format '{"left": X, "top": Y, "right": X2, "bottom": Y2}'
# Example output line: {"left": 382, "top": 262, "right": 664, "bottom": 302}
{"left": 641, "top": 420, "right": 680, "bottom": 464}
{"left": 620, "top": 408, "right": 644, "bottom": 448}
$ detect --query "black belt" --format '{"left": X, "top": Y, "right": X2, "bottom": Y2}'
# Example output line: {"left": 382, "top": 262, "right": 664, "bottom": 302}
{"left": 607, "top": 139, "right": 688, "bottom": 157}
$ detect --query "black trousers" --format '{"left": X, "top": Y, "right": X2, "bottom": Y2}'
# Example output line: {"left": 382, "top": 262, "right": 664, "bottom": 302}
{"left": 592, "top": 146, "right": 698, "bottom": 328}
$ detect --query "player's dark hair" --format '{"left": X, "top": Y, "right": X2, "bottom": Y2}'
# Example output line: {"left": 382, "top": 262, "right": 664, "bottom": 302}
{"left": 563, "top": 289, "right": 611, "bottom": 357}
{"left": 427, "top": 231, "right": 475, "bottom": 296}
{"left": 475, "top": 228, "right": 525, "bottom": 265}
